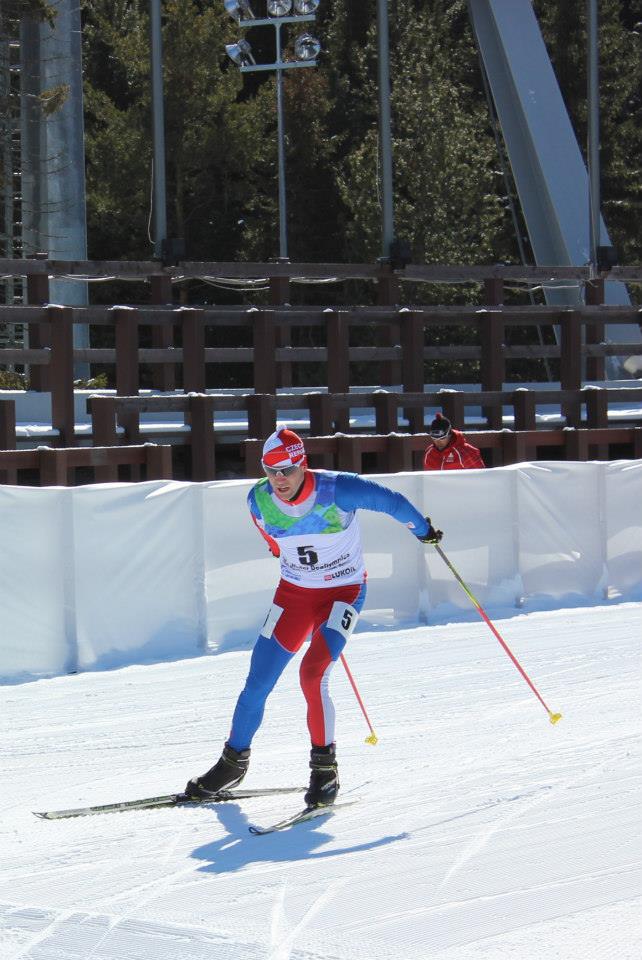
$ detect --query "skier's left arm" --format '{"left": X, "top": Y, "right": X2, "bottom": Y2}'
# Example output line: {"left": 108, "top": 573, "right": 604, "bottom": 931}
{"left": 335, "top": 473, "right": 442, "bottom": 543}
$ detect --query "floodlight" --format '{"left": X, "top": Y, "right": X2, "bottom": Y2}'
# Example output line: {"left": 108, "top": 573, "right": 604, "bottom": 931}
{"left": 294, "top": 32, "right": 320, "bottom": 60}
{"left": 294, "top": 0, "right": 319, "bottom": 13}
{"left": 225, "top": 39, "right": 256, "bottom": 66}
{"left": 267, "top": 0, "right": 292, "bottom": 16}
{"left": 224, "top": 0, "right": 255, "bottom": 22}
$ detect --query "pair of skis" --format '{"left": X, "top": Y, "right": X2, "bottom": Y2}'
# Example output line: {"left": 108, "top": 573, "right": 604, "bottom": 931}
{"left": 33, "top": 786, "right": 342, "bottom": 835}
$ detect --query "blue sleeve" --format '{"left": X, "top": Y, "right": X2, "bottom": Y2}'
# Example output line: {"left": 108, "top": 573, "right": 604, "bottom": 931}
{"left": 335, "top": 474, "right": 429, "bottom": 538}
{"left": 247, "top": 487, "right": 259, "bottom": 520}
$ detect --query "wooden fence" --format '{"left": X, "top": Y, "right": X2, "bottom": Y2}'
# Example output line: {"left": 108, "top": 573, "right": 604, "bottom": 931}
{"left": 0, "top": 443, "right": 172, "bottom": 486}
{"left": 76, "top": 385, "right": 642, "bottom": 479}
{"left": 1, "top": 424, "right": 638, "bottom": 486}
{"left": 1, "top": 259, "right": 641, "bottom": 482}
{"left": 1, "top": 262, "right": 641, "bottom": 398}
{"left": 244, "top": 427, "right": 642, "bottom": 477}
{"left": 1, "top": 302, "right": 641, "bottom": 447}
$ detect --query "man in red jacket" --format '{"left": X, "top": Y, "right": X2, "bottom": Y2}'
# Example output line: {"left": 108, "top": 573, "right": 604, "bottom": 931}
{"left": 423, "top": 413, "right": 485, "bottom": 470}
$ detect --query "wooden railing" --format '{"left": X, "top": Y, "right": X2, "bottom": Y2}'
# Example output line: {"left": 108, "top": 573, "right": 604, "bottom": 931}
{"left": 2, "top": 259, "right": 640, "bottom": 480}
{"left": 1, "top": 256, "right": 640, "bottom": 283}
{"left": 78, "top": 386, "right": 642, "bottom": 480}
{"left": 1, "top": 424, "right": 638, "bottom": 486}
{"left": 244, "top": 428, "right": 642, "bottom": 477}
{"left": 2, "top": 380, "right": 640, "bottom": 480}
{"left": 0, "top": 442, "right": 172, "bottom": 486}
{"left": 1, "top": 303, "right": 641, "bottom": 446}
{"left": 1, "top": 261, "right": 640, "bottom": 394}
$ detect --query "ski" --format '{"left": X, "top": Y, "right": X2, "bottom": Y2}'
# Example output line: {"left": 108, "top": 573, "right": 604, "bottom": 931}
{"left": 248, "top": 799, "right": 356, "bottom": 836}
{"left": 33, "top": 786, "right": 303, "bottom": 820}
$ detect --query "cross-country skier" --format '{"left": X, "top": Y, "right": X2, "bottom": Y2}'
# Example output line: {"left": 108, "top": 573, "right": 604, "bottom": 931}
{"left": 185, "top": 428, "right": 442, "bottom": 808}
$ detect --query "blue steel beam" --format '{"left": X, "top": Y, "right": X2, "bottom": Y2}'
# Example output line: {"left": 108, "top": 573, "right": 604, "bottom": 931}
{"left": 468, "top": 0, "right": 639, "bottom": 374}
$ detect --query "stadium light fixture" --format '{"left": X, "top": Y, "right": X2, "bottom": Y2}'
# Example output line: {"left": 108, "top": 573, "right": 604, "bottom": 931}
{"left": 294, "top": 33, "right": 321, "bottom": 61}
{"left": 267, "top": 0, "right": 293, "bottom": 15}
{"left": 224, "top": 0, "right": 255, "bottom": 22}
{"left": 223, "top": 1, "right": 321, "bottom": 259}
{"left": 225, "top": 39, "right": 256, "bottom": 66}
{"left": 294, "top": 0, "right": 319, "bottom": 13}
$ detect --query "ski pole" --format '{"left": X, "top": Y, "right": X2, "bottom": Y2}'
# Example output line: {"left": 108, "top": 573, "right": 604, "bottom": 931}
{"left": 432, "top": 543, "right": 562, "bottom": 725}
{"left": 340, "top": 653, "right": 379, "bottom": 744}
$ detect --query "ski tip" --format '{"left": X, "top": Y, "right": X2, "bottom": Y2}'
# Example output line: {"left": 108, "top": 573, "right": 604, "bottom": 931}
{"left": 249, "top": 804, "right": 338, "bottom": 835}
{"left": 549, "top": 711, "right": 563, "bottom": 725}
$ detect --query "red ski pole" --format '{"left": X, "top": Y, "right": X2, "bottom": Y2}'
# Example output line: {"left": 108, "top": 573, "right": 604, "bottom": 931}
{"left": 340, "top": 654, "right": 378, "bottom": 745}
{"left": 432, "top": 544, "right": 562, "bottom": 725}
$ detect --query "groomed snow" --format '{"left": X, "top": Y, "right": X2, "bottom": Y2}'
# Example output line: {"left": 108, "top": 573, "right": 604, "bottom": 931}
{"left": 1, "top": 602, "right": 641, "bottom": 960}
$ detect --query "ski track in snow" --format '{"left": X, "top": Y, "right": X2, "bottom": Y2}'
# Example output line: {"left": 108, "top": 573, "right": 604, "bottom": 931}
{"left": 1, "top": 603, "right": 641, "bottom": 960}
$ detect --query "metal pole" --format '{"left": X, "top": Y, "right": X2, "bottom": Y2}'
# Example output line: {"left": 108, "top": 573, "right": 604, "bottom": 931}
{"left": 340, "top": 655, "right": 378, "bottom": 744}
{"left": 1, "top": 35, "right": 14, "bottom": 299}
{"left": 19, "top": 17, "right": 43, "bottom": 262}
{"left": 150, "top": 0, "right": 167, "bottom": 258}
{"left": 275, "top": 23, "right": 288, "bottom": 259}
{"left": 39, "top": 0, "right": 90, "bottom": 377}
{"left": 587, "top": 0, "right": 600, "bottom": 273}
{"left": 377, "top": 0, "right": 395, "bottom": 259}
{"left": 432, "top": 543, "right": 562, "bottom": 725}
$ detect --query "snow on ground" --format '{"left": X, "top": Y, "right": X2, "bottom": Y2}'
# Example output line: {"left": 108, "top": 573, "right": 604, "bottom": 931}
{"left": 1, "top": 602, "right": 641, "bottom": 960}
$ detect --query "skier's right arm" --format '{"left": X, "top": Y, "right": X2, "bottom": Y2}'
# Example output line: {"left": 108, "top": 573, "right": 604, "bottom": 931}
{"left": 251, "top": 514, "right": 280, "bottom": 557}
{"left": 248, "top": 490, "right": 280, "bottom": 557}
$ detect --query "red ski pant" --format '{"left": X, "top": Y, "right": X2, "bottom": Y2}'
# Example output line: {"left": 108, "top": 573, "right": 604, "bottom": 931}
{"left": 229, "top": 579, "right": 366, "bottom": 749}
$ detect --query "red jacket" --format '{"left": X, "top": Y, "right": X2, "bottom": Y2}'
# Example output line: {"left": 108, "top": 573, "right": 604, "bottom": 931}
{"left": 423, "top": 430, "right": 485, "bottom": 471}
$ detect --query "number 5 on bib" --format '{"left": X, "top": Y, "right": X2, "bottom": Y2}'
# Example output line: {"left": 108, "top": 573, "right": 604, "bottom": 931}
{"left": 327, "top": 601, "right": 359, "bottom": 641}
{"left": 327, "top": 602, "right": 378, "bottom": 744}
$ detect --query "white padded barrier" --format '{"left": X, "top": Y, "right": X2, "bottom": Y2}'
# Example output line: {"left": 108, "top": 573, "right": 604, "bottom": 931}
{"left": 0, "top": 461, "right": 640, "bottom": 680}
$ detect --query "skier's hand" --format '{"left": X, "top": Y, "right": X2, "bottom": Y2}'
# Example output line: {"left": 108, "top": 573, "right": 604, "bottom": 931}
{"left": 416, "top": 517, "right": 443, "bottom": 545}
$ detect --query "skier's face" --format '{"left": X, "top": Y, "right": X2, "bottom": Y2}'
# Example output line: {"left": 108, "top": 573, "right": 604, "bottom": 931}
{"left": 268, "top": 464, "right": 305, "bottom": 501}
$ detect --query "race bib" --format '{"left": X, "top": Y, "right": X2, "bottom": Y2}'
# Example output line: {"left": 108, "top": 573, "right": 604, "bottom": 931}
{"left": 260, "top": 604, "right": 283, "bottom": 639}
{"left": 327, "top": 601, "right": 359, "bottom": 641}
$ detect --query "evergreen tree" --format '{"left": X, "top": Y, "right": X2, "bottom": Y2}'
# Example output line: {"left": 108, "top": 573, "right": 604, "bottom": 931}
{"left": 324, "top": 1, "right": 514, "bottom": 275}
{"left": 80, "top": 0, "right": 641, "bottom": 273}
{"left": 83, "top": 0, "right": 274, "bottom": 263}
{"left": 274, "top": 68, "right": 342, "bottom": 263}
{"left": 2, "top": 1, "right": 55, "bottom": 25}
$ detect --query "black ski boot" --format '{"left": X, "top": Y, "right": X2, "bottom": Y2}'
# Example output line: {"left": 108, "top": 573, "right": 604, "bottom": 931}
{"left": 184, "top": 743, "right": 250, "bottom": 800}
{"left": 304, "top": 744, "right": 339, "bottom": 808}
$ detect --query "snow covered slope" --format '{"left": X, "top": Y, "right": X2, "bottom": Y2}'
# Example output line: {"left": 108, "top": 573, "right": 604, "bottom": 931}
{"left": 1, "top": 603, "right": 640, "bottom": 960}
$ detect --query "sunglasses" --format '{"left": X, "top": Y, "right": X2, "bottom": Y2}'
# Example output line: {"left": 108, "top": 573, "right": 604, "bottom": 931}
{"left": 263, "top": 463, "right": 301, "bottom": 478}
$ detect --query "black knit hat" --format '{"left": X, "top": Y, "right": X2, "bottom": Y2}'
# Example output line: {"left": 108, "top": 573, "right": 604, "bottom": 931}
{"left": 429, "top": 412, "right": 451, "bottom": 438}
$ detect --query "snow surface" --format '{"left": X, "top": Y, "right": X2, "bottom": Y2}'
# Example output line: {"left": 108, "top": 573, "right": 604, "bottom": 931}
{"left": 1, "top": 603, "right": 641, "bottom": 960}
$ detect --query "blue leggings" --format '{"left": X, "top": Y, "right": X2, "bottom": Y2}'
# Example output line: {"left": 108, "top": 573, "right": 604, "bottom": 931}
{"left": 228, "top": 581, "right": 366, "bottom": 749}
{"left": 227, "top": 635, "right": 292, "bottom": 750}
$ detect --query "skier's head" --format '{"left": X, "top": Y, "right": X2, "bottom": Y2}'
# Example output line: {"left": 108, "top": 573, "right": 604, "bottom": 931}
{"left": 262, "top": 428, "right": 307, "bottom": 471}
{"left": 261, "top": 428, "right": 307, "bottom": 499}
{"left": 429, "top": 412, "right": 452, "bottom": 449}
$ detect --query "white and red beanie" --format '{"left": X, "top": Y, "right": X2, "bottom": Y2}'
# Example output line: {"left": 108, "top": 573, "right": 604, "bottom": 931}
{"left": 261, "top": 428, "right": 307, "bottom": 469}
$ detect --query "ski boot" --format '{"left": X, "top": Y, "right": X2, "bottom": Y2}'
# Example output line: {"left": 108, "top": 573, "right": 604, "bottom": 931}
{"left": 304, "top": 744, "right": 339, "bottom": 808}
{"left": 184, "top": 743, "right": 250, "bottom": 800}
